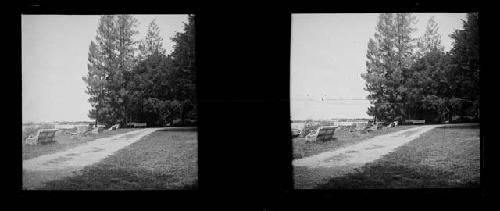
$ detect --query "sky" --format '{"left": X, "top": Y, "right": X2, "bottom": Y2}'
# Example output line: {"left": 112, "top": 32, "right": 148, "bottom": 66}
{"left": 22, "top": 15, "right": 188, "bottom": 123}
{"left": 290, "top": 13, "right": 467, "bottom": 121}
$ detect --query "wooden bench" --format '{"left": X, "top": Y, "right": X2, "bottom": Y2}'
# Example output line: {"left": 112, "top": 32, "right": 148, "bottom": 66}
{"left": 305, "top": 126, "right": 337, "bottom": 142}
{"left": 71, "top": 125, "right": 90, "bottom": 135}
{"left": 108, "top": 124, "right": 120, "bottom": 130}
{"left": 405, "top": 120, "right": 425, "bottom": 125}
{"left": 367, "top": 124, "right": 378, "bottom": 131}
{"left": 25, "top": 129, "right": 59, "bottom": 145}
{"left": 127, "top": 122, "right": 147, "bottom": 128}
{"left": 354, "top": 123, "right": 369, "bottom": 131}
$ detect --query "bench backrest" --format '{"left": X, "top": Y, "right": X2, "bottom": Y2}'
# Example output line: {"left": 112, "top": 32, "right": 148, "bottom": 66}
{"left": 137, "top": 123, "right": 146, "bottom": 127}
{"left": 413, "top": 120, "right": 425, "bottom": 124}
{"left": 108, "top": 124, "right": 120, "bottom": 130}
{"left": 405, "top": 120, "right": 425, "bottom": 124}
{"left": 127, "top": 122, "right": 147, "bottom": 127}
{"left": 37, "top": 129, "right": 58, "bottom": 144}
{"left": 316, "top": 126, "right": 337, "bottom": 142}
{"left": 76, "top": 126, "right": 89, "bottom": 133}
{"left": 355, "top": 123, "right": 368, "bottom": 130}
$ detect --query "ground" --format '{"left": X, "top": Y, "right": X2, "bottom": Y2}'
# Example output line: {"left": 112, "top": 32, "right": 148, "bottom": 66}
{"left": 23, "top": 128, "right": 198, "bottom": 190}
{"left": 293, "top": 125, "right": 418, "bottom": 159}
{"left": 293, "top": 123, "right": 480, "bottom": 189}
{"left": 23, "top": 128, "right": 139, "bottom": 160}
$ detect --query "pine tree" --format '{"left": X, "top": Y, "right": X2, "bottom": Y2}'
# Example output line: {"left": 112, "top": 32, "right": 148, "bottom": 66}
{"left": 82, "top": 41, "right": 107, "bottom": 126}
{"left": 448, "top": 13, "right": 480, "bottom": 119}
{"left": 83, "top": 15, "right": 139, "bottom": 126}
{"left": 361, "top": 13, "right": 417, "bottom": 122}
{"left": 126, "top": 18, "right": 173, "bottom": 126}
{"left": 113, "top": 15, "right": 139, "bottom": 125}
{"left": 169, "top": 15, "right": 196, "bottom": 125}
{"left": 83, "top": 16, "right": 117, "bottom": 126}
{"left": 417, "top": 16, "right": 444, "bottom": 58}
{"left": 401, "top": 15, "right": 447, "bottom": 122}
{"left": 138, "top": 19, "right": 166, "bottom": 59}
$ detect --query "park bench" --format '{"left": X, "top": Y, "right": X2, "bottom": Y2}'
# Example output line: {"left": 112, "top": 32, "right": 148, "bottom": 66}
{"left": 405, "top": 120, "right": 425, "bottom": 125}
{"left": 108, "top": 124, "right": 120, "bottom": 130}
{"left": 291, "top": 128, "right": 301, "bottom": 138}
{"left": 71, "top": 125, "right": 90, "bottom": 135}
{"left": 366, "top": 122, "right": 384, "bottom": 131}
{"left": 354, "top": 122, "right": 369, "bottom": 131}
{"left": 25, "top": 129, "right": 59, "bottom": 145}
{"left": 305, "top": 126, "right": 338, "bottom": 142}
{"left": 127, "top": 122, "right": 147, "bottom": 128}
{"left": 366, "top": 124, "right": 378, "bottom": 131}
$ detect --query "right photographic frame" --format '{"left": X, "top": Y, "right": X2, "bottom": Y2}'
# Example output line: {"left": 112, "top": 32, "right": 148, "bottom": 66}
{"left": 290, "top": 13, "right": 480, "bottom": 189}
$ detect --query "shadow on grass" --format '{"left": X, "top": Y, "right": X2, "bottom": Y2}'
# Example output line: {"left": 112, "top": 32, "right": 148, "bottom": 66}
{"left": 316, "top": 163, "right": 480, "bottom": 189}
{"left": 157, "top": 127, "right": 197, "bottom": 132}
{"left": 440, "top": 124, "right": 480, "bottom": 130}
{"left": 40, "top": 167, "right": 197, "bottom": 190}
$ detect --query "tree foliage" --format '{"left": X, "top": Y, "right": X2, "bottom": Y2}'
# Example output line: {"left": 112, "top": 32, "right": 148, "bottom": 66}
{"left": 138, "top": 19, "right": 166, "bottom": 60}
{"left": 83, "top": 15, "right": 196, "bottom": 127}
{"left": 361, "top": 13, "right": 417, "bottom": 122}
{"left": 362, "top": 13, "right": 479, "bottom": 123}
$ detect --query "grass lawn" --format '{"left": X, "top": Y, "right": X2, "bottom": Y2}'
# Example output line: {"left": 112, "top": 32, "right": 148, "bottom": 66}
{"left": 39, "top": 128, "right": 198, "bottom": 190}
{"left": 22, "top": 128, "right": 140, "bottom": 160}
{"left": 317, "top": 124, "right": 480, "bottom": 189}
{"left": 293, "top": 125, "right": 418, "bottom": 159}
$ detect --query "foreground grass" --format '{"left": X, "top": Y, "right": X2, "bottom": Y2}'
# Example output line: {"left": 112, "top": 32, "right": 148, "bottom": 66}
{"left": 40, "top": 128, "right": 198, "bottom": 190}
{"left": 22, "top": 128, "right": 139, "bottom": 160}
{"left": 317, "top": 124, "right": 480, "bottom": 189}
{"left": 293, "top": 125, "right": 418, "bottom": 159}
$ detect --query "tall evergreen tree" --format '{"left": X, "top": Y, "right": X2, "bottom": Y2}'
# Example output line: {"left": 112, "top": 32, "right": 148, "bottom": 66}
{"left": 83, "top": 16, "right": 116, "bottom": 126}
{"left": 82, "top": 41, "right": 107, "bottom": 126}
{"left": 126, "top": 18, "right": 177, "bottom": 126}
{"left": 405, "top": 16, "right": 447, "bottom": 121}
{"left": 448, "top": 13, "right": 480, "bottom": 119}
{"left": 84, "top": 15, "right": 196, "bottom": 127}
{"left": 417, "top": 16, "right": 444, "bottom": 58}
{"left": 361, "top": 13, "right": 417, "bottom": 122}
{"left": 113, "top": 15, "right": 139, "bottom": 125}
{"left": 169, "top": 15, "right": 196, "bottom": 124}
{"left": 83, "top": 15, "right": 138, "bottom": 126}
{"left": 138, "top": 19, "right": 166, "bottom": 59}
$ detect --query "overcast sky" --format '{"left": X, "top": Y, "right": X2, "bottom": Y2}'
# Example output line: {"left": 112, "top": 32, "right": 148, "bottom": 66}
{"left": 22, "top": 15, "right": 188, "bottom": 123}
{"left": 290, "top": 13, "right": 467, "bottom": 121}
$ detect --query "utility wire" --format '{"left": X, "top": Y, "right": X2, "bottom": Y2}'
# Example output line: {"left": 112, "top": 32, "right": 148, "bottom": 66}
{"left": 291, "top": 97, "right": 414, "bottom": 106}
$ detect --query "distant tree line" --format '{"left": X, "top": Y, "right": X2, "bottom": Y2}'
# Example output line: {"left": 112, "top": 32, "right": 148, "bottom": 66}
{"left": 361, "top": 13, "right": 479, "bottom": 123}
{"left": 83, "top": 15, "right": 196, "bottom": 127}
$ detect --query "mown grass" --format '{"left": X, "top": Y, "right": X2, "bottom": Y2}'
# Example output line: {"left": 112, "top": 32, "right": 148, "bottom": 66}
{"left": 293, "top": 125, "right": 418, "bottom": 159}
{"left": 39, "top": 128, "right": 198, "bottom": 190}
{"left": 317, "top": 124, "right": 480, "bottom": 189}
{"left": 22, "top": 128, "right": 140, "bottom": 160}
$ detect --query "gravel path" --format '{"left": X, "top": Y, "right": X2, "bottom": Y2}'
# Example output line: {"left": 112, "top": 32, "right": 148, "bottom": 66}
{"left": 23, "top": 128, "right": 164, "bottom": 189}
{"left": 293, "top": 125, "right": 442, "bottom": 189}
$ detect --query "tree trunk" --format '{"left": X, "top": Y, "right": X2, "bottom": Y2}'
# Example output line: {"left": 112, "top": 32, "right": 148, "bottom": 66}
{"left": 181, "top": 104, "right": 185, "bottom": 126}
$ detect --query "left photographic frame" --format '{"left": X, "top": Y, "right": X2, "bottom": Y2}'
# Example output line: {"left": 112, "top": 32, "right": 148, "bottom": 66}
{"left": 22, "top": 14, "right": 198, "bottom": 190}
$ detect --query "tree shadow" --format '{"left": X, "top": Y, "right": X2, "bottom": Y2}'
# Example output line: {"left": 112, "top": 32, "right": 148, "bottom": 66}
{"left": 440, "top": 124, "right": 480, "bottom": 130}
{"left": 157, "top": 127, "right": 198, "bottom": 132}
{"left": 316, "top": 163, "right": 479, "bottom": 189}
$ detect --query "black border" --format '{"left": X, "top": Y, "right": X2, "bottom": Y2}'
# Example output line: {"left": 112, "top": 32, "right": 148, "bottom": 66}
{"left": 11, "top": 0, "right": 492, "bottom": 208}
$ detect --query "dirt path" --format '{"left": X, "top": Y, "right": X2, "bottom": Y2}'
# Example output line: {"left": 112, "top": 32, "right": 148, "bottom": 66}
{"left": 23, "top": 128, "right": 164, "bottom": 189}
{"left": 293, "top": 125, "right": 442, "bottom": 189}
